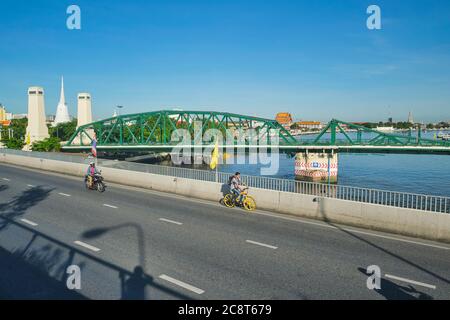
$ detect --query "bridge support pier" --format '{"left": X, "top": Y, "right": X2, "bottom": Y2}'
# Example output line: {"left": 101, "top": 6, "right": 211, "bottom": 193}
{"left": 23, "top": 86, "right": 49, "bottom": 151}
{"left": 72, "top": 93, "right": 95, "bottom": 145}
{"left": 295, "top": 151, "right": 338, "bottom": 183}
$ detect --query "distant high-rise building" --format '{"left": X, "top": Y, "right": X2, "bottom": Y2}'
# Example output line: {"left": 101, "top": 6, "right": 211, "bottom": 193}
{"left": 0, "top": 104, "right": 6, "bottom": 121}
{"left": 12, "top": 114, "right": 28, "bottom": 120}
{"left": 46, "top": 115, "right": 56, "bottom": 124}
{"left": 408, "top": 111, "right": 414, "bottom": 124}
{"left": 0, "top": 104, "right": 11, "bottom": 127}
{"left": 53, "top": 76, "right": 71, "bottom": 126}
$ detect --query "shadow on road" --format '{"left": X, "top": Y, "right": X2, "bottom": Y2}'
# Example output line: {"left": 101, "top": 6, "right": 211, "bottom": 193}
{"left": 315, "top": 197, "right": 449, "bottom": 290}
{"left": 82, "top": 223, "right": 165, "bottom": 300}
{"left": 0, "top": 186, "right": 54, "bottom": 232}
{"left": 358, "top": 267, "right": 433, "bottom": 300}
{"left": 120, "top": 266, "right": 154, "bottom": 300}
{"left": 217, "top": 183, "right": 231, "bottom": 206}
{"left": 0, "top": 239, "right": 87, "bottom": 299}
{"left": 0, "top": 188, "right": 193, "bottom": 300}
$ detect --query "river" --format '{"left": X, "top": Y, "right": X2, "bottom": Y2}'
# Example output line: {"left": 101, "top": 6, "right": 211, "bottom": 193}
{"left": 217, "top": 130, "right": 450, "bottom": 197}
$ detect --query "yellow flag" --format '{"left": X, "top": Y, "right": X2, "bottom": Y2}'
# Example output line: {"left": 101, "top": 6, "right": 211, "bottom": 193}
{"left": 26, "top": 133, "right": 31, "bottom": 145}
{"left": 210, "top": 140, "right": 219, "bottom": 170}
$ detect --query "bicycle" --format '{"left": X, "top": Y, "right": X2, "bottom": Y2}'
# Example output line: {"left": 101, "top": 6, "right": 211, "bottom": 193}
{"left": 223, "top": 187, "right": 257, "bottom": 211}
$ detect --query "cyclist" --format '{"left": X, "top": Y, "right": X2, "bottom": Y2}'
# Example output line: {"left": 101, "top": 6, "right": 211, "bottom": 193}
{"left": 229, "top": 172, "right": 245, "bottom": 204}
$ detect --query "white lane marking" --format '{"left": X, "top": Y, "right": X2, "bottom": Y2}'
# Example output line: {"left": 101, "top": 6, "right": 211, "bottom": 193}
{"left": 159, "top": 218, "right": 183, "bottom": 226}
{"left": 58, "top": 192, "right": 71, "bottom": 197}
{"left": 253, "top": 211, "right": 450, "bottom": 250}
{"left": 103, "top": 204, "right": 118, "bottom": 209}
{"left": 27, "top": 184, "right": 35, "bottom": 188}
{"left": 2, "top": 178, "right": 10, "bottom": 181}
{"left": 385, "top": 274, "right": 436, "bottom": 290}
{"left": 20, "top": 219, "right": 38, "bottom": 227}
{"left": 246, "top": 240, "right": 278, "bottom": 250}
{"left": 74, "top": 241, "right": 101, "bottom": 252}
{"left": 159, "top": 274, "right": 204, "bottom": 294}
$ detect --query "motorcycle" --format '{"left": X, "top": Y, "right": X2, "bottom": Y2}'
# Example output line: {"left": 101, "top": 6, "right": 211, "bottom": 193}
{"left": 85, "top": 172, "right": 106, "bottom": 192}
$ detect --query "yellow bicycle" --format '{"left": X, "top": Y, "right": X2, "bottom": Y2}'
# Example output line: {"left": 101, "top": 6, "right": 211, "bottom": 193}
{"left": 223, "top": 187, "right": 257, "bottom": 211}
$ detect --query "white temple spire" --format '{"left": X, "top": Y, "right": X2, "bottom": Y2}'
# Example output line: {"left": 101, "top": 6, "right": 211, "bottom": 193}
{"left": 60, "top": 76, "right": 65, "bottom": 105}
{"left": 53, "top": 76, "right": 71, "bottom": 126}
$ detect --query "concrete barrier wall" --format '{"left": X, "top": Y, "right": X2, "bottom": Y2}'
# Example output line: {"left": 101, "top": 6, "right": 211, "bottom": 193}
{"left": 2, "top": 152, "right": 450, "bottom": 243}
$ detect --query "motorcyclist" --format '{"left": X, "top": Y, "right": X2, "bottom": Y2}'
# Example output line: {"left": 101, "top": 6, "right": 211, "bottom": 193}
{"left": 86, "top": 161, "right": 99, "bottom": 188}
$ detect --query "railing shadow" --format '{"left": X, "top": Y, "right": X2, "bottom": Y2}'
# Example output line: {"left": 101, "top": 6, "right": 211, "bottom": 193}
{"left": 357, "top": 267, "right": 433, "bottom": 300}
{"left": 0, "top": 187, "right": 194, "bottom": 300}
{"left": 0, "top": 186, "right": 55, "bottom": 232}
{"left": 0, "top": 235, "right": 87, "bottom": 299}
{"left": 0, "top": 215, "right": 194, "bottom": 300}
{"left": 315, "top": 197, "right": 449, "bottom": 298}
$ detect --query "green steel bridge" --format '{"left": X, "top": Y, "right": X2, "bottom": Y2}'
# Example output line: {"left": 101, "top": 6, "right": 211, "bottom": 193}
{"left": 63, "top": 110, "right": 450, "bottom": 155}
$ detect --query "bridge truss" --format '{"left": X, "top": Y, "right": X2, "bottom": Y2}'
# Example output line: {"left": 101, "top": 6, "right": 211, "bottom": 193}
{"left": 65, "top": 110, "right": 297, "bottom": 151}
{"left": 63, "top": 111, "right": 450, "bottom": 154}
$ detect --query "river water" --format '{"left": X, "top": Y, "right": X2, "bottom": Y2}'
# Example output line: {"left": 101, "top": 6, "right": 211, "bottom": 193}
{"left": 216, "top": 130, "right": 450, "bottom": 197}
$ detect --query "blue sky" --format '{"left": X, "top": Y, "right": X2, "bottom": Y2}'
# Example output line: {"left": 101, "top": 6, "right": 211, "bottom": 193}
{"left": 1, "top": 0, "right": 449, "bottom": 122}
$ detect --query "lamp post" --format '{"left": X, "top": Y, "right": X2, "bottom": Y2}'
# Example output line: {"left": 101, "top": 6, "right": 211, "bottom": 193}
{"left": 83, "top": 223, "right": 145, "bottom": 269}
{"left": 82, "top": 223, "right": 149, "bottom": 299}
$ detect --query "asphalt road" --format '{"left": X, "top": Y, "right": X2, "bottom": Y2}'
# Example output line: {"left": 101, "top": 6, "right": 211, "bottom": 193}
{"left": 0, "top": 163, "right": 449, "bottom": 300}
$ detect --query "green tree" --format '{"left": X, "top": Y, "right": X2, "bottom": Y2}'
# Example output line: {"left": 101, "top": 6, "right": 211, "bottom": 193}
{"left": 1, "top": 118, "right": 28, "bottom": 149}
{"left": 49, "top": 119, "right": 77, "bottom": 141}
{"left": 394, "top": 122, "right": 414, "bottom": 130}
{"left": 360, "top": 123, "right": 377, "bottom": 129}
{"left": 9, "top": 118, "right": 28, "bottom": 139}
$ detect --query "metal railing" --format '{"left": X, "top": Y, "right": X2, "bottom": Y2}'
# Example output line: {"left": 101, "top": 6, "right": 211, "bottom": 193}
{"left": 96, "top": 157, "right": 450, "bottom": 214}
{"left": 1, "top": 148, "right": 449, "bottom": 214}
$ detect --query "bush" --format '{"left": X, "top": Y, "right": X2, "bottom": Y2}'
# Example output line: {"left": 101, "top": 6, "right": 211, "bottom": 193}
{"left": 31, "top": 137, "right": 62, "bottom": 152}
{"left": 4, "top": 138, "right": 25, "bottom": 150}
